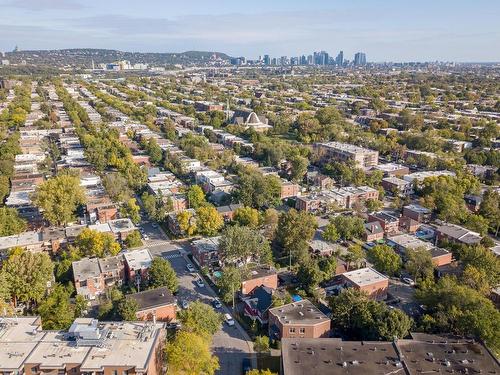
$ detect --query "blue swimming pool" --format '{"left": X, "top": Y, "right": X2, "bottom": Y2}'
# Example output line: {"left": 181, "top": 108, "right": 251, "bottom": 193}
{"left": 213, "top": 271, "right": 222, "bottom": 278}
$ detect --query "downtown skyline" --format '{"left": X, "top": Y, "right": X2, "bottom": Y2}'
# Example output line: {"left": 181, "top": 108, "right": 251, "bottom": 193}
{"left": 0, "top": 0, "right": 500, "bottom": 62}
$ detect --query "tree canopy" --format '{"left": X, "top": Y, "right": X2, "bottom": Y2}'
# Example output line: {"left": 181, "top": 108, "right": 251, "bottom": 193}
{"left": 178, "top": 301, "right": 222, "bottom": 337}
{"left": 166, "top": 331, "right": 219, "bottom": 375}
{"left": 367, "top": 244, "right": 402, "bottom": 276}
{"left": 2, "top": 248, "right": 54, "bottom": 305}
{"left": 329, "top": 289, "right": 413, "bottom": 341}
{"left": 74, "top": 228, "right": 121, "bottom": 258}
{"left": 219, "top": 225, "right": 272, "bottom": 266}
{"left": 148, "top": 257, "right": 179, "bottom": 293}
{"left": 32, "top": 173, "right": 86, "bottom": 225}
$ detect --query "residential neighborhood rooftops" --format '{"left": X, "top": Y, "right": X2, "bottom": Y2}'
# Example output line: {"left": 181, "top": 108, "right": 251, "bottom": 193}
{"left": 281, "top": 334, "right": 499, "bottom": 375}
{"left": 435, "top": 222, "right": 482, "bottom": 245}
{"left": 268, "top": 299, "right": 329, "bottom": 325}
{"left": 341, "top": 267, "right": 388, "bottom": 287}
{"left": 123, "top": 248, "right": 153, "bottom": 270}
{"left": 126, "top": 286, "right": 176, "bottom": 311}
{"left": 72, "top": 257, "right": 101, "bottom": 280}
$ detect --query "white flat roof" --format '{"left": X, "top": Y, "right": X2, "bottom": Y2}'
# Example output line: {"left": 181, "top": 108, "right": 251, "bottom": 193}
{"left": 342, "top": 267, "right": 388, "bottom": 287}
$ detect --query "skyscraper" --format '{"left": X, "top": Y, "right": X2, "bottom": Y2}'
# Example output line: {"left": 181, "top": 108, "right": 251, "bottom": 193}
{"left": 263, "top": 54, "right": 270, "bottom": 65}
{"left": 354, "top": 52, "right": 367, "bottom": 66}
{"left": 336, "top": 50, "right": 344, "bottom": 66}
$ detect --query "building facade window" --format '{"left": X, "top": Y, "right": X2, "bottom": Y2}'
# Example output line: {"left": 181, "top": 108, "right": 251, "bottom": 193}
{"left": 289, "top": 327, "right": 295, "bottom": 333}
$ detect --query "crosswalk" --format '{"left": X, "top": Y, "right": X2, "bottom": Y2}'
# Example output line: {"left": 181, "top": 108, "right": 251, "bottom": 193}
{"left": 144, "top": 239, "right": 171, "bottom": 247}
{"left": 162, "top": 253, "right": 183, "bottom": 260}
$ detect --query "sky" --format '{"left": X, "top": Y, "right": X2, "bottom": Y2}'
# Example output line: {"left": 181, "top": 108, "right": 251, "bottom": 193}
{"left": 1, "top": 0, "right": 499, "bottom": 62}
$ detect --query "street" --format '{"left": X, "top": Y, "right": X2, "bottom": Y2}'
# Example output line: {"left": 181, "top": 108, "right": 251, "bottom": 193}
{"left": 144, "top": 235, "right": 255, "bottom": 375}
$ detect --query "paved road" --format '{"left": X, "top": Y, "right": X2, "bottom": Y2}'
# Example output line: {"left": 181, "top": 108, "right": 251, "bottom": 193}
{"left": 147, "top": 241, "right": 255, "bottom": 375}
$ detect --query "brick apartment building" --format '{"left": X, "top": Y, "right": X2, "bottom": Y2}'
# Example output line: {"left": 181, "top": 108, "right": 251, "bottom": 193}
{"left": 241, "top": 266, "right": 278, "bottom": 295}
{"left": 126, "top": 287, "right": 177, "bottom": 322}
{"left": 340, "top": 267, "right": 389, "bottom": 300}
{"left": 268, "top": 300, "right": 331, "bottom": 340}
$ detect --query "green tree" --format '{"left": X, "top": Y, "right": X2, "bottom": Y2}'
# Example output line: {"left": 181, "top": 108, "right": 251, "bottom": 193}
{"left": 253, "top": 335, "right": 270, "bottom": 353}
{"left": 463, "top": 214, "right": 489, "bottom": 236}
{"left": 262, "top": 208, "right": 279, "bottom": 240}
{"left": 368, "top": 244, "right": 402, "bottom": 276}
{"left": 196, "top": 206, "right": 224, "bottom": 236}
{"left": 177, "top": 210, "right": 197, "bottom": 236}
{"left": 74, "top": 228, "right": 121, "bottom": 258}
{"left": 178, "top": 301, "right": 222, "bottom": 337}
{"left": 215, "top": 266, "right": 243, "bottom": 304}
{"left": 148, "top": 257, "right": 179, "bottom": 293}
{"left": 32, "top": 174, "right": 86, "bottom": 225}
{"left": 2, "top": 248, "right": 54, "bottom": 306}
{"left": 117, "top": 297, "right": 139, "bottom": 321}
{"left": 0, "top": 207, "right": 27, "bottom": 236}
{"left": 0, "top": 271, "right": 11, "bottom": 302}
{"left": 246, "top": 370, "right": 276, "bottom": 375}
{"left": 322, "top": 223, "right": 339, "bottom": 243}
{"left": 124, "top": 230, "right": 143, "bottom": 248}
{"left": 233, "top": 206, "right": 260, "bottom": 228}
{"left": 297, "top": 259, "right": 323, "bottom": 294}
{"left": 461, "top": 265, "right": 491, "bottom": 296}
{"left": 102, "top": 173, "right": 133, "bottom": 202}
{"left": 329, "top": 289, "right": 412, "bottom": 341}
{"left": 479, "top": 189, "right": 500, "bottom": 235}
{"left": 166, "top": 331, "right": 219, "bottom": 375}
{"left": 235, "top": 168, "right": 282, "bottom": 208}
{"left": 289, "top": 155, "right": 309, "bottom": 182}
{"left": 330, "top": 215, "right": 365, "bottom": 240}
{"left": 219, "top": 225, "right": 272, "bottom": 265}
{"left": 458, "top": 244, "right": 500, "bottom": 287}
{"left": 365, "top": 199, "right": 383, "bottom": 212}
{"left": 405, "top": 247, "right": 434, "bottom": 281}
{"left": 342, "top": 244, "right": 365, "bottom": 271}
{"left": 74, "top": 295, "right": 88, "bottom": 318}
{"left": 37, "top": 284, "right": 75, "bottom": 330}
{"left": 121, "top": 198, "right": 141, "bottom": 224}
{"left": 276, "top": 209, "right": 317, "bottom": 265}
{"left": 416, "top": 276, "right": 500, "bottom": 352}
{"left": 318, "top": 256, "right": 338, "bottom": 280}
{"left": 187, "top": 185, "right": 206, "bottom": 209}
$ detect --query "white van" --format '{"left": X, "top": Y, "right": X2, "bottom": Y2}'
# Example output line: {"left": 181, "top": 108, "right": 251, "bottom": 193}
{"left": 224, "top": 313, "right": 235, "bottom": 326}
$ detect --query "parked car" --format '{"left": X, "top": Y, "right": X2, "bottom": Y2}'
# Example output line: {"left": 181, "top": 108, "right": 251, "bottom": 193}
{"left": 212, "top": 298, "right": 222, "bottom": 309}
{"left": 224, "top": 313, "right": 235, "bottom": 326}
{"left": 242, "top": 358, "right": 252, "bottom": 374}
{"left": 166, "top": 322, "right": 182, "bottom": 330}
{"left": 181, "top": 300, "right": 189, "bottom": 309}
{"left": 402, "top": 277, "right": 415, "bottom": 286}
{"left": 151, "top": 222, "right": 158, "bottom": 228}
{"left": 143, "top": 234, "right": 150, "bottom": 241}
{"left": 195, "top": 278, "right": 205, "bottom": 288}
{"left": 186, "top": 263, "right": 195, "bottom": 272}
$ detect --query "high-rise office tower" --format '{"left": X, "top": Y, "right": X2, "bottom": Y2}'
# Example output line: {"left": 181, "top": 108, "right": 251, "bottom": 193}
{"left": 263, "top": 54, "right": 270, "bottom": 65}
{"left": 336, "top": 50, "right": 344, "bottom": 66}
{"left": 354, "top": 52, "right": 367, "bottom": 66}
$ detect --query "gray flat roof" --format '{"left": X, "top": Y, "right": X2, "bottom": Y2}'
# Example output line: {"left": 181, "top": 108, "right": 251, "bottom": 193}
{"left": 268, "top": 299, "right": 329, "bottom": 326}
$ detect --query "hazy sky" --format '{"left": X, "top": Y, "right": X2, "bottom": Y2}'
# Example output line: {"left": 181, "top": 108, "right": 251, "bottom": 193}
{"left": 1, "top": 0, "right": 499, "bottom": 61}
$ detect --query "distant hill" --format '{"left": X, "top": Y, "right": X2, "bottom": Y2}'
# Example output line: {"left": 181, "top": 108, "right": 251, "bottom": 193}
{"left": 4, "top": 48, "right": 232, "bottom": 68}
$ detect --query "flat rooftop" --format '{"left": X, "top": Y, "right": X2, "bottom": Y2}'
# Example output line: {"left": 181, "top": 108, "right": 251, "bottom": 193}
{"left": 281, "top": 334, "right": 499, "bottom": 375}
{"left": 123, "top": 248, "right": 153, "bottom": 270}
{"left": 317, "top": 141, "right": 377, "bottom": 155}
{"left": 72, "top": 257, "right": 101, "bottom": 280}
{"left": 268, "top": 299, "right": 329, "bottom": 325}
{"left": 342, "top": 267, "right": 388, "bottom": 287}
{"left": 126, "top": 287, "right": 176, "bottom": 311}
{"left": 281, "top": 338, "right": 400, "bottom": 375}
